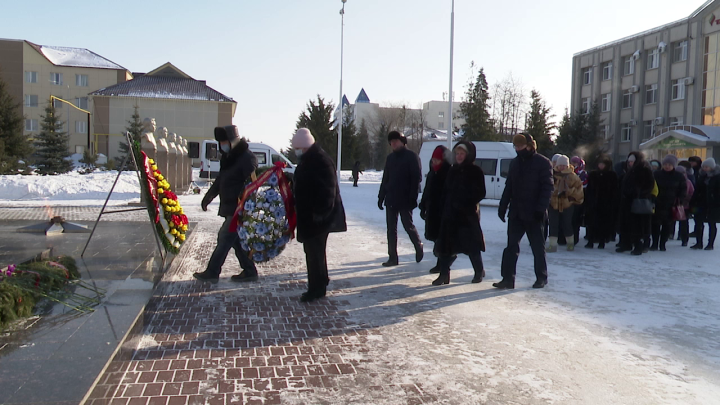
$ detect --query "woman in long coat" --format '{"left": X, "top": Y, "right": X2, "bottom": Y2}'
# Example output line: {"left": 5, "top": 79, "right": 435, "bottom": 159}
{"left": 650, "top": 155, "right": 686, "bottom": 251}
{"left": 693, "top": 158, "right": 720, "bottom": 250}
{"left": 584, "top": 155, "right": 618, "bottom": 249}
{"left": 547, "top": 155, "right": 584, "bottom": 252}
{"left": 616, "top": 151, "right": 655, "bottom": 255}
{"left": 419, "top": 145, "right": 452, "bottom": 274}
{"left": 432, "top": 141, "right": 486, "bottom": 286}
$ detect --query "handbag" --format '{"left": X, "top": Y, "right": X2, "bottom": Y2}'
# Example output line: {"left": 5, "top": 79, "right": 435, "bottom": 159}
{"left": 671, "top": 200, "right": 687, "bottom": 221}
{"left": 631, "top": 198, "right": 654, "bottom": 215}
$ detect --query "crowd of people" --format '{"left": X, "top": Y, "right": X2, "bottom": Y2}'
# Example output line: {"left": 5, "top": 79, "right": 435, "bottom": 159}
{"left": 193, "top": 125, "right": 720, "bottom": 300}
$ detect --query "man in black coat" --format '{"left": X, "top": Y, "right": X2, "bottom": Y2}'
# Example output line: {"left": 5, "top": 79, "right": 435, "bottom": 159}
{"left": 292, "top": 128, "right": 347, "bottom": 302}
{"left": 194, "top": 125, "right": 258, "bottom": 284}
{"left": 378, "top": 131, "right": 423, "bottom": 266}
{"left": 495, "top": 133, "right": 553, "bottom": 289}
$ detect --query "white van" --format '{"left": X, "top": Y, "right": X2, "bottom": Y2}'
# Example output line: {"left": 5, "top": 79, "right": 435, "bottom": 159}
{"left": 418, "top": 141, "right": 516, "bottom": 200}
{"left": 198, "top": 140, "right": 295, "bottom": 179}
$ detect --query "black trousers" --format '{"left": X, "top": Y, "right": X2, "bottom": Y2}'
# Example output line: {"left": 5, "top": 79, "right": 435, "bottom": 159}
{"left": 353, "top": 176, "right": 358, "bottom": 187}
{"left": 651, "top": 215, "right": 673, "bottom": 246}
{"left": 206, "top": 216, "right": 257, "bottom": 277}
{"left": 303, "top": 232, "right": 329, "bottom": 294}
{"left": 500, "top": 218, "right": 548, "bottom": 283}
{"left": 386, "top": 207, "right": 422, "bottom": 259}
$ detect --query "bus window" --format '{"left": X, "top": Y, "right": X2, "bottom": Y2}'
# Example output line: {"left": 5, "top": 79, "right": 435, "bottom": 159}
{"left": 206, "top": 143, "right": 219, "bottom": 161}
{"left": 254, "top": 152, "right": 267, "bottom": 165}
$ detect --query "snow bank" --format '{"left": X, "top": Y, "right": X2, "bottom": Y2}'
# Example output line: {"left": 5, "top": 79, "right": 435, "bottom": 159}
{"left": 0, "top": 171, "right": 140, "bottom": 202}
{"left": 339, "top": 170, "right": 383, "bottom": 183}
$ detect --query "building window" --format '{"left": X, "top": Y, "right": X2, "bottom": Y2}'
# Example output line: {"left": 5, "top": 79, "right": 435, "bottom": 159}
{"left": 672, "top": 79, "right": 685, "bottom": 100}
{"left": 623, "top": 56, "right": 635, "bottom": 75}
{"left": 602, "top": 125, "right": 610, "bottom": 139}
{"left": 673, "top": 41, "right": 688, "bottom": 63}
{"left": 647, "top": 49, "right": 660, "bottom": 70}
{"left": 581, "top": 97, "right": 591, "bottom": 114}
{"left": 621, "top": 124, "right": 632, "bottom": 142}
{"left": 75, "top": 121, "right": 87, "bottom": 133}
{"left": 50, "top": 73, "right": 63, "bottom": 85}
{"left": 25, "top": 71, "right": 38, "bottom": 83}
{"left": 438, "top": 121, "right": 445, "bottom": 129}
{"left": 622, "top": 90, "right": 633, "bottom": 109}
{"left": 75, "top": 145, "right": 86, "bottom": 154}
{"left": 56, "top": 122, "right": 64, "bottom": 132}
{"left": 75, "top": 74, "right": 89, "bottom": 87}
{"left": 25, "top": 119, "right": 38, "bottom": 132}
{"left": 643, "top": 120, "right": 654, "bottom": 139}
{"left": 438, "top": 111, "right": 444, "bottom": 118}
{"left": 75, "top": 97, "right": 88, "bottom": 109}
{"left": 602, "top": 62, "right": 613, "bottom": 81}
{"left": 645, "top": 84, "right": 658, "bottom": 104}
{"left": 24, "top": 94, "right": 38, "bottom": 107}
{"left": 670, "top": 117, "right": 684, "bottom": 126}
{"left": 582, "top": 67, "right": 592, "bottom": 85}
{"left": 601, "top": 93, "right": 611, "bottom": 112}
{"left": 52, "top": 97, "right": 63, "bottom": 108}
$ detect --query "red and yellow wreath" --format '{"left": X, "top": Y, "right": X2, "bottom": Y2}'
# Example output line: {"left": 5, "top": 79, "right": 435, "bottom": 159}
{"left": 141, "top": 156, "right": 188, "bottom": 253}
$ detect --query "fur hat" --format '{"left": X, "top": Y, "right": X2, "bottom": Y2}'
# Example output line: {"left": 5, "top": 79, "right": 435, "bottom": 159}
{"left": 702, "top": 158, "right": 717, "bottom": 169}
{"left": 556, "top": 155, "right": 570, "bottom": 166}
{"left": 662, "top": 154, "right": 678, "bottom": 168}
{"left": 512, "top": 133, "right": 536, "bottom": 150}
{"left": 292, "top": 128, "right": 315, "bottom": 149}
{"left": 387, "top": 131, "right": 407, "bottom": 145}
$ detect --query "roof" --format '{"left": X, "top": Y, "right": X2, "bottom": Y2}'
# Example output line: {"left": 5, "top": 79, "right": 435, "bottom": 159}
{"left": 26, "top": 41, "right": 125, "bottom": 70}
{"left": 640, "top": 125, "right": 720, "bottom": 149}
{"left": 574, "top": 0, "right": 716, "bottom": 56}
{"left": 341, "top": 95, "right": 350, "bottom": 107}
{"left": 90, "top": 63, "right": 234, "bottom": 102}
{"left": 355, "top": 88, "right": 370, "bottom": 103}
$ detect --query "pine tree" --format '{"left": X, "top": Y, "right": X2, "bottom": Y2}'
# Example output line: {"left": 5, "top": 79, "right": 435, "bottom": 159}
{"left": 525, "top": 90, "right": 556, "bottom": 158}
{"left": 356, "top": 119, "right": 371, "bottom": 170}
{"left": 0, "top": 74, "right": 33, "bottom": 174}
{"left": 34, "top": 99, "right": 72, "bottom": 175}
{"left": 554, "top": 103, "right": 604, "bottom": 165}
{"left": 340, "top": 106, "right": 358, "bottom": 170}
{"left": 295, "top": 95, "right": 337, "bottom": 163}
{"left": 459, "top": 65, "right": 498, "bottom": 141}
{"left": 372, "top": 122, "right": 391, "bottom": 170}
{"left": 116, "top": 105, "right": 143, "bottom": 170}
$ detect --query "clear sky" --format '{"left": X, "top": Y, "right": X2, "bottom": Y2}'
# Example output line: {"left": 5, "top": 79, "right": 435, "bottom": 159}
{"left": 0, "top": 0, "right": 707, "bottom": 152}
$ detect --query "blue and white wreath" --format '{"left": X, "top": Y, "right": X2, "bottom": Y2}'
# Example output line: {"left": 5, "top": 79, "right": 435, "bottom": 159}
{"left": 237, "top": 175, "right": 291, "bottom": 262}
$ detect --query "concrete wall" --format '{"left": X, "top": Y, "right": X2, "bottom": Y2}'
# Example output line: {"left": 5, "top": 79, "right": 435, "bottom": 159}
{"left": 0, "top": 40, "right": 24, "bottom": 106}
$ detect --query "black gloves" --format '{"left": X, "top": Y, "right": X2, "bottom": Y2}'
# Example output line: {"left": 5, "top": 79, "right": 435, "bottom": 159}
{"left": 534, "top": 211, "right": 545, "bottom": 222}
{"left": 378, "top": 199, "right": 384, "bottom": 210}
{"left": 201, "top": 198, "right": 210, "bottom": 212}
{"left": 498, "top": 207, "right": 507, "bottom": 223}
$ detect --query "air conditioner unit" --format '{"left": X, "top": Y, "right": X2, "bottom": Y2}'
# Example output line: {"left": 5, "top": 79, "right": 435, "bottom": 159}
{"left": 629, "top": 119, "right": 638, "bottom": 126}
{"left": 683, "top": 77, "right": 695, "bottom": 86}
{"left": 654, "top": 117, "right": 665, "bottom": 125}
{"left": 630, "top": 85, "right": 640, "bottom": 93}
{"left": 632, "top": 50, "right": 641, "bottom": 60}
{"left": 658, "top": 42, "right": 667, "bottom": 53}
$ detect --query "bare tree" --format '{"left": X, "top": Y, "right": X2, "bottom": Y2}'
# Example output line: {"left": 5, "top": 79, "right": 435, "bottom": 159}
{"left": 491, "top": 73, "right": 527, "bottom": 141}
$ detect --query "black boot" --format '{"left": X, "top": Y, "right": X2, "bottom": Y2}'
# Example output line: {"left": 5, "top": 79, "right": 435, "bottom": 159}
{"left": 532, "top": 279, "right": 547, "bottom": 288}
{"left": 428, "top": 266, "right": 440, "bottom": 274}
{"left": 598, "top": 242, "right": 605, "bottom": 249}
{"left": 690, "top": 243, "right": 703, "bottom": 250}
{"left": 193, "top": 271, "right": 219, "bottom": 284}
{"left": 432, "top": 272, "right": 449, "bottom": 286}
{"left": 649, "top": 241, "right": 659, "bottom": 251}
{"left": 492, "top": 279, "right": 515, "bottom": 289}
{"left": 382, "top": 257, "right": 399, "bottom": 267}
{"left": 584, "top": 241, "right": 593, "bottom": 249}
{"left": 471, "top": 269, "right": 485, "bottom": 284}
{"left": 631, "top": 241, "right": 644, "bottom": 256}
{"left": 415, "top": 243, "right": 424, "bottom": 263}
{"left": 659, "top": 242, "right": 667, "bottom": 252}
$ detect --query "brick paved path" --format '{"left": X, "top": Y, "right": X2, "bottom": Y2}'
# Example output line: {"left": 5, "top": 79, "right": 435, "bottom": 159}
{"left": 85, "top": 221, "right": 438, "bottom": 405}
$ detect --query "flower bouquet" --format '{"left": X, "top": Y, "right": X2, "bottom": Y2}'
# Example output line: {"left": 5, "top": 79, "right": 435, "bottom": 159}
{"left": 231, "top": 162, "right": 296, "bottom": 263}
{"left": 136, "top": 147, "right": 189, "bottom": 254}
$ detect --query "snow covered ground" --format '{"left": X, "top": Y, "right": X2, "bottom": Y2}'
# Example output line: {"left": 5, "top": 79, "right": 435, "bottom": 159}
{"left": 3, "top": 166, "right": 720, "bottom": 403}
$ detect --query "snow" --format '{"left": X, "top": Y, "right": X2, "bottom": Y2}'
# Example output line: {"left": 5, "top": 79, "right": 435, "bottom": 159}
{"left": 39, "top": 45, "right": 125, "bottom": 70}
{"left": 3, "top": 165, "right": 720, "bottom": 402}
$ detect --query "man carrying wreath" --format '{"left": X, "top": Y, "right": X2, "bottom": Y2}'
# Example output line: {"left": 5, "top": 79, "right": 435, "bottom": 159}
{"left": 193, "top": 125, "right": 258, "bottom": 284}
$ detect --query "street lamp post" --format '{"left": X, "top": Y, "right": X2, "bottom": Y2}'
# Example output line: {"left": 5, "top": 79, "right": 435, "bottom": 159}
{"left": 447, "top": 0, "right": 455, "bottom": 150}
{"left": 337, "top": 0, "right": 347, "bottom": 181}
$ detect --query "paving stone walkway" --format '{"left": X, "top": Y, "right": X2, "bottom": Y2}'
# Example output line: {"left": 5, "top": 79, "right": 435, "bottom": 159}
{"left": 85, "top": 221, "right": 437, "bottom": 405}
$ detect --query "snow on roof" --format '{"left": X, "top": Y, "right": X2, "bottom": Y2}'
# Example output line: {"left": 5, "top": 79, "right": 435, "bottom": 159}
{"left": 90, "top": 75, "right": 235, "bottom": 102}
{"left": 31, "top": 43, "right": 126, "bottom": 70}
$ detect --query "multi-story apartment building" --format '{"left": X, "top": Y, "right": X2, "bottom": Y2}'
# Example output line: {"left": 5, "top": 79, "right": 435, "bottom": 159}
{"left": 571, "top": 0, "right": 720, "bottom": 162}
{"left": 0, "top": 38, "right": 131, "bottom": 155}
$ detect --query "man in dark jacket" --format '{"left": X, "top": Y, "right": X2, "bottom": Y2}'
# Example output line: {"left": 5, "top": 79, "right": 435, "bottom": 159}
{"left": 378, "top": 131, "right": 423, "bottom": 266}
{"left": 495, "top": 133, "right": 553, "bottom": 289}
{"left": 352, "top": 161, "right": 363, "bottom": 187}
{"left": 193, "top": 125, "right": 258, "bottom": 284}
{"left": 292, "top": 128, "right": 347, "bottom": 302}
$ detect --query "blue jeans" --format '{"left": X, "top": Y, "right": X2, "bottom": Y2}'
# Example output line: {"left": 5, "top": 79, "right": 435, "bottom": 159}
{"left": 206, "top": 216, "right": 257, "bottom": 277}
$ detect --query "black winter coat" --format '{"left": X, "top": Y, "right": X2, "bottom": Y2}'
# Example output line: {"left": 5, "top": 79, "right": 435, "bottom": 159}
{"left": 584, "top": 168, "right": 618, "bottom": 238}
{"left": 618, "top": 155, "right": 655, "bottom": 238}
{"left": 435, "top": 142, "right": 486, "bottom": 255}
{"left": 499, "top": 150, "right": 553, "bottom": 222}
{"left": 419, "top": 160, "right": 451, "bottom": 242}
{"left": 694, "top": 168, "right": 720, "bottom": 223}
{"left": 293, "top": 144, "right": 347, "bottom": 243}
{"left": 203, "top": 139, "right": 258, "bottom": 217}
{"left": 379, "top": 147, "right": 422, "bottom": 210}
{"left": 653, "top": 169, "right": 687, "bottom": 220}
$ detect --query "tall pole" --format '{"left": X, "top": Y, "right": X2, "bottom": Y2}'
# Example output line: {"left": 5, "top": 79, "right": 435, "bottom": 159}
{"left": 337, "top": 0, "right": 347, "bottom": 180}
{"left": 447, "top": 0, "right": 455, "bottom": 150}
